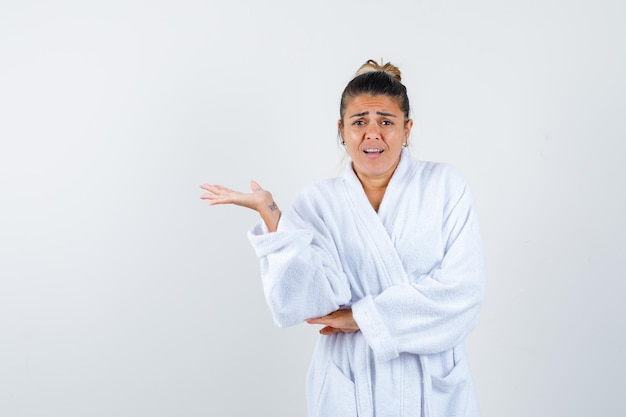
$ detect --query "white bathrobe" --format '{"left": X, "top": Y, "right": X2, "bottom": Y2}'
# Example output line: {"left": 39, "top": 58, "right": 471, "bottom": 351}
{"left": 248, "top": 149, "right": 485, "bottom": 417}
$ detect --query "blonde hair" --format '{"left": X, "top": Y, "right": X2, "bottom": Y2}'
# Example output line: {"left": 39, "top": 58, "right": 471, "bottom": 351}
{"left": 354, "top": 58, "right": 403, "bottom": 83}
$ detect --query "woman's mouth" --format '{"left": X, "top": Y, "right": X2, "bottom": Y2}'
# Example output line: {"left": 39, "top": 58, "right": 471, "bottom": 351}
{"left": 363, "top": 148, "right": 384, "bottom": 154}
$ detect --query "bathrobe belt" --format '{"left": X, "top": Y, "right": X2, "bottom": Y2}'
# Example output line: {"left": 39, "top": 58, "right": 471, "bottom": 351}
{"left": 353, "top": 338, "right": 432, "bottom": 417}
{"left": 420, "top": 355, "right": 433, "bottom": 417}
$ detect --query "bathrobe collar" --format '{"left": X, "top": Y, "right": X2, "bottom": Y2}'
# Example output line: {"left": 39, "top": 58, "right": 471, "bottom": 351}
{"left": 342, "top": 148, "right": 417, "bottom": 219}
{"left": 340, "top": 149, "right": 416, "bottom": 288}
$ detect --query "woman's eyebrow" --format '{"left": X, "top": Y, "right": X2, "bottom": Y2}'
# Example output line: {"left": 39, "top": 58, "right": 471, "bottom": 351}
{"left": 349, "top": 111, "right": 397, "bottom": 118}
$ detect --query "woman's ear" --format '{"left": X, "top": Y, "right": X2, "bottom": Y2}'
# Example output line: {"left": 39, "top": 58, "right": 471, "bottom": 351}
{"left": 404, "top": 118, "right": 414, "bottom": 137}
{"left": 338, "top": 120, "right": 345, "bottom": 145}
{"left": 402, "top": 119, "right": 414, "bottom": 148}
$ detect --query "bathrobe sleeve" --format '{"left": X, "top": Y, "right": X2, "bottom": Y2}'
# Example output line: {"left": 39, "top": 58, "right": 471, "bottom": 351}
{"left": 352, "top": 168, "right": 486, "bottom": 362}
{"left": 248, "top": 189, "right": 352, "bottom": 328}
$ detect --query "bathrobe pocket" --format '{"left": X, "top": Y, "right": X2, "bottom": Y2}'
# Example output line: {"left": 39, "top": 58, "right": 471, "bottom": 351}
{"left": 430, "top": 356, "right": 471, "bottom": 416}
{"left": 313, "top": 362, "right": 357, "bottom": 417}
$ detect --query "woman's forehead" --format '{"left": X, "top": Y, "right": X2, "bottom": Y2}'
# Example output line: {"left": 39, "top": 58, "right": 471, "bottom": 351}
{"left": 345, "top": 95, "right": 402, "bottom": 111}
{"left": 346, "top": 94, "right": 402, "bottom": 117}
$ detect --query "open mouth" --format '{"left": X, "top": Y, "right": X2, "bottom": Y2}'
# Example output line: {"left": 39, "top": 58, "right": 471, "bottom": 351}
{"left": 363, "top": 148, "right": 384, "bottom": 154}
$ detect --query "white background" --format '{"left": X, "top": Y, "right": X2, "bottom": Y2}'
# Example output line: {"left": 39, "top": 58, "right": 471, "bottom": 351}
{"left": 1, "top": 1, "right": 624, "bottom": 416}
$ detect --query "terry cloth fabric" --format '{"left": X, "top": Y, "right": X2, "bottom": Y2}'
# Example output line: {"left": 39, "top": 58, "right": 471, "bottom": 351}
{"left": 248, "top": 148, "right": 486, "bottom": 417}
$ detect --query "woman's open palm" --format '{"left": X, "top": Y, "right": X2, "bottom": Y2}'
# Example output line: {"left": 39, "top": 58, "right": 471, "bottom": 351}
{"left": 200, "top": 180, "right": 273, "bottom": 212}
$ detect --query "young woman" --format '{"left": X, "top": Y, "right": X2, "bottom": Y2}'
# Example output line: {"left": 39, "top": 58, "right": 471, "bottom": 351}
{"left": 201, "top": 59, "right": 486, "bottom": 417}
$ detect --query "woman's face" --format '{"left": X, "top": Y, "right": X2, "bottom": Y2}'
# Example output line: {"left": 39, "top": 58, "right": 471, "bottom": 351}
{"left": 339, "top": 94, "right": 413, "bottom": 183}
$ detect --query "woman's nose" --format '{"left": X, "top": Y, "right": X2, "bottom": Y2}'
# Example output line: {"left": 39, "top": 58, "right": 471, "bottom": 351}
{"left": 365, "top": 123, "right": 381, "bottom": 140}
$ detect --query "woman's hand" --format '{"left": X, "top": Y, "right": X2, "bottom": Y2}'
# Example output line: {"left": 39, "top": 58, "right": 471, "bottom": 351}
{"left": 200, "top": 180, "right": 268, "bottom": 210}
{"left": 200, "top": 180, "right": 281, "bottom": 232}
{"left": 306, "top": 309, "right": 360, "bottom": 336}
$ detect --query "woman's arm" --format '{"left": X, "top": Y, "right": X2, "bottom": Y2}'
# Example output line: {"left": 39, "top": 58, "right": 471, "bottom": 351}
{"left": 247, "top": 189, "right": 353, "bottom": 328}
{"left": 350, "top": 176, "right": 486, "bottom": 362}
{"left": 202, "top": 181, "right": 352, "bottom": 328}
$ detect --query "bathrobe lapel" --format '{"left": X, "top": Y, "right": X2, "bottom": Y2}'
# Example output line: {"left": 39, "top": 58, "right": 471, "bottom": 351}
{"left": 341, "top": 150, "right": 416, "bottom": 288}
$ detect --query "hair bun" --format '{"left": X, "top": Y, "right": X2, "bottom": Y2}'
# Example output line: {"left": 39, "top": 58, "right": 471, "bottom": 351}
{"left": 354, "top": 58, "right": 402, "bottom": 82}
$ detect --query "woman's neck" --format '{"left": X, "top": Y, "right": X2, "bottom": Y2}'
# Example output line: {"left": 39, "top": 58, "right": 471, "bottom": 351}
{"left": 356, "top": 174, "right": 391, "bottom": 212}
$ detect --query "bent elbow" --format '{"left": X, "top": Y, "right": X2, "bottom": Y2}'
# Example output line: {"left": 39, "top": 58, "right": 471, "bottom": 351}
{"left": 271, "top": 311, "right": 302, "bottom": 328}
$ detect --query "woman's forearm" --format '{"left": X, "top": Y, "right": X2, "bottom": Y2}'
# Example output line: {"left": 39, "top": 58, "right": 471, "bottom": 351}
{"left": 258, "top": 196, "right": 281, "bottom": 232}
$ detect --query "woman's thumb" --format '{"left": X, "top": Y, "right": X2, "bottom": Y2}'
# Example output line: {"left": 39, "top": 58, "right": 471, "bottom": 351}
{"left": 250, "top": 180, "right": 262, "bottom": 192}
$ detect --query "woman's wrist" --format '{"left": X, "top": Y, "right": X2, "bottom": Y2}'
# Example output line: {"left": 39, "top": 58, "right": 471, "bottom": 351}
{"left": 258, "top": 195, "right": 281, "bottom": 232}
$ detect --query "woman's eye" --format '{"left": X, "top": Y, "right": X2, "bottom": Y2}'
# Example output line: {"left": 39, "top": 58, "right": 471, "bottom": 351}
{"left": 381, "top": 120, "right": 392, "bottom": 126}
{"left": 353, "top": 120, "right": 365, "bottom": 126}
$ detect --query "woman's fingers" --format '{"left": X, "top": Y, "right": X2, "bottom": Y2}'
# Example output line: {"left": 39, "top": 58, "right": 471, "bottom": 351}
{"left": 319, "top": 326, "right": 342, "bottom": 335}
{"left": 200, "top": 184, "right": 235, "bottom": 194}
{"left": 199, "top": 184, "right": 240, "bottom": 206}
{"left": 306, "top": 311, "right": 340, "bottom": 325}
{"left": 250, "top": 180, "right": 262, "bottom": 192}
{"left": 203, "top": 194, "right": 231, "bottom": 205}
{"left": 200, "top": 184, "right": 236, "bottom": 198}
{"left": 201, "top": 182, "right": 263, "bottom": 197}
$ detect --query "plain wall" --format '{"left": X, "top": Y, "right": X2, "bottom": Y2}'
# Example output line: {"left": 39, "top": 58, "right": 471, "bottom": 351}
{"left": 1, "top": 1, "right": 625, "bottom": 416}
